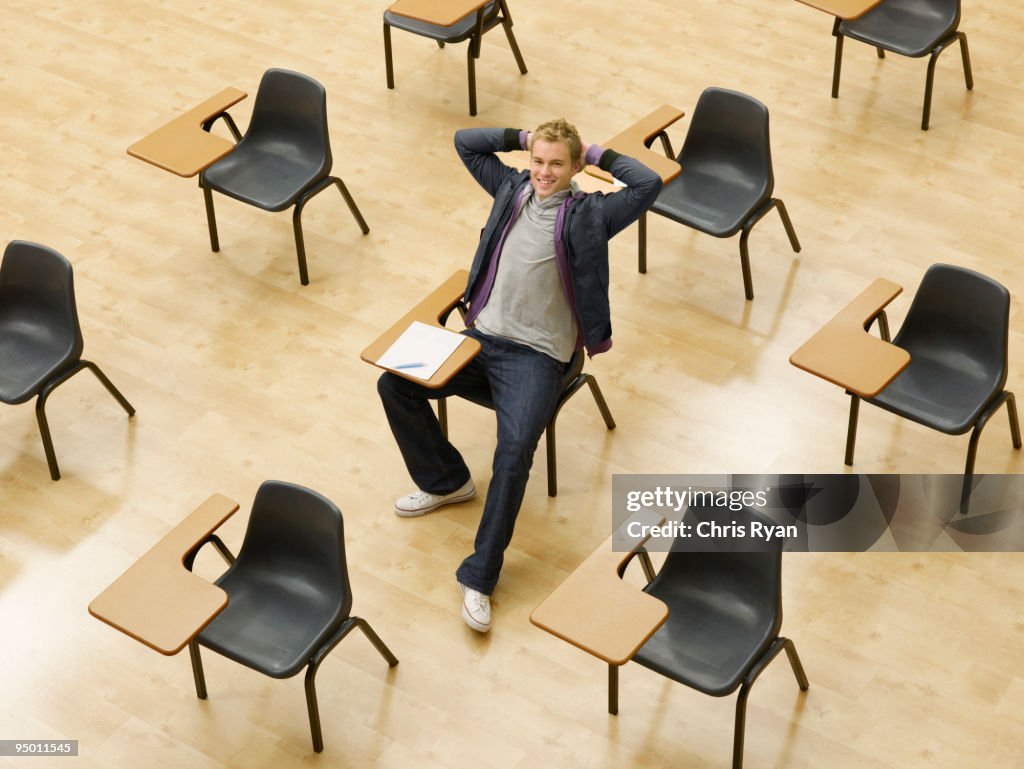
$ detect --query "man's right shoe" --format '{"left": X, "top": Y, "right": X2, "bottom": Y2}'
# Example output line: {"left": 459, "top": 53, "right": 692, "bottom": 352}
{"left": 394, "top": 478, "right": 476, "bottom": 517}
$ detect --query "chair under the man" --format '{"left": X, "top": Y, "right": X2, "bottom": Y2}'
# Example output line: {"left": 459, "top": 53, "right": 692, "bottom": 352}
{"left": 831, "top": 0, "right": 972, "bottom": 130}
{"left": 638, "top": 87, "right": 801, "bottom": 301}
{"left": 844, "top": 263, "right": 1021, "bottom": 512}
{"left": 437, "top": 304, "right": 615, "bottom": 497}
{"left": 383, "top": 0, "right": 527, "bottom": 116}
{"left": 188, "top": 480, "right": 398, "bottom": 753}
{"left": 0, "top": 240, "right": 135, "bottom": 479}
{"left": 614, "top": 504, "right": 809, "bottom": 769}
{"left": 200, "top": 68, "right": 369, "bottom": 286}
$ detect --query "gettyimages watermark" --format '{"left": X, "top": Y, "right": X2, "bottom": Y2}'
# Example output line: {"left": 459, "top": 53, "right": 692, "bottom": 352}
{"left": 612, "top": 474, "right": 1024, "bottom": 552}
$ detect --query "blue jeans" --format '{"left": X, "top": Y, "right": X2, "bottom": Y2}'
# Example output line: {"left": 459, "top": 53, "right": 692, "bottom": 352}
{"left": 377, "top": 328, "right": 566, "bottom": 595}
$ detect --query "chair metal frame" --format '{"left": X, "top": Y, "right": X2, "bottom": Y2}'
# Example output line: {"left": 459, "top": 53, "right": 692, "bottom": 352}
{"left": 435, "top": 304, "right": 615, "bottom": 497}
{"left": 611, "top": 545, "right": 809, "bottom": 769}
{"left": 0, "top": 242, "right": 135, "bottom": 480}
{"left": 383, "top": 0, "right": 527, "bottom": 116}
{"left": 830, "top": 1, "right": 974, "bottom": 130}
{"left": 637, "top": 92, "right": 801, "bottom": 301}
{"left": 184, "top": 489, "right": 399, "bottom": 753}
{"left": 197, "top": 72, "right": 370, "bottom": 286}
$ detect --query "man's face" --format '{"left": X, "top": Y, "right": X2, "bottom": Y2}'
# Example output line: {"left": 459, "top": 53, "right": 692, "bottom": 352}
{"left": 530, "top": 138, "right": 579, "bottom": 200}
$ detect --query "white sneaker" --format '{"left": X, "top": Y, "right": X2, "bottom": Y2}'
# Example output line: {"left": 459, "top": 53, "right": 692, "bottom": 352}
{"left": 459, "top": 582, "right": 491, "bottom": 633}
{"left": 394, "top": 478, "right": 476, "bottom": 517}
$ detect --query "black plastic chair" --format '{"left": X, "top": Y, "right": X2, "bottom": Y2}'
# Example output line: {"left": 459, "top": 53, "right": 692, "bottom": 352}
{"left": 613, "top": 505, "right": 809, "bottom": 769}
{"left": 188, "top": 481, "right": 398, "bottom": 753}
{"left": 832, "top": 0, "right": 973, "bottom": 130}
{"left": 383, "top": 0, "right": 527, "bottom": 116}
{"left": 199, "top": 68, "right": 369, "bottom": 286}
{"left": 639, "top": 87, "right": 801, "bottom": 300}
{"left": 0, "top": 241, "right": 135, "bottom": 480}
{"left": 436, "top": 347, "right": 615, "bottom": 497}
{"left": 846, "top": 264, "right": 1022, "bottom": 512}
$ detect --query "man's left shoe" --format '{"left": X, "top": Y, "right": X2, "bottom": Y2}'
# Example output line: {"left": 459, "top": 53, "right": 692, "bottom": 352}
{"left": 459, "top": 582, "right": 491, "bottom": 633}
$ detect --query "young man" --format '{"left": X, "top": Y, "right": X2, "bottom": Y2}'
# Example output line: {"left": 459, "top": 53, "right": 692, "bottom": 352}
{"left": 378, "top": 119, "right": 661, "bottom": 632}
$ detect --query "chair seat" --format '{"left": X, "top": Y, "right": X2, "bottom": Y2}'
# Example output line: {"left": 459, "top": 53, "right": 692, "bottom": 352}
{"left": 198, "top": 570, "right": 343, "bottom": 679}
{"left": 384, "top": 1, "right": 499, "bottom": 42}
{"left": 650, "top": 169, "right": 770, "bottom": 239}
{"left": 840, "top": 0, "right": 959, "bottom": 57}
{"left": 0, "top": 313, "right": 76, "bottom": 404}
{"left": 868, "top": 349, "right": 1001, "bottom": 435}
{"left": 202, "top": 143, "right": 328, "bottom": 212}
{"left": 633, "top": 573, "right": 778, "bottom": 697}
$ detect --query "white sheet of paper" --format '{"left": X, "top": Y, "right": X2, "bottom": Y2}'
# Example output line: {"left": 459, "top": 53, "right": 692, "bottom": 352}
{"left": 376, "top": 321, "right": 465, "bottom": 381}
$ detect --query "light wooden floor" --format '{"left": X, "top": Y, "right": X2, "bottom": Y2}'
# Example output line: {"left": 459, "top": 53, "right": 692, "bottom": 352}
{"left": 2, "top": 1, "right": 1023, "bottom": 767}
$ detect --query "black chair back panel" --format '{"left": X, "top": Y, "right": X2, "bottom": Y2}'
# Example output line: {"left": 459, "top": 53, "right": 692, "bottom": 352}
{"left": 224, "top": 480, "right": 352, "bottom": 611}
{"left": 244, "top": 68, "right": 333, "bottom": 177}
{"left": 678, "top": 87, "right": 774, "bottom": 200}
{"left": 893, "top": 263, "right": 1009, "bottom": 390}
{"left": 0, "top": 242, "right": 83, "bottom": 403}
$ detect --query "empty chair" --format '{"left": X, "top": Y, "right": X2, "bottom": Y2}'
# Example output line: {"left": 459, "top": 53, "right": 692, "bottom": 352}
{"left": 437, "top": 347, "right": 615, "bottom": 498}
{"left": 188, "top": 481, "right": 398, "bottom": 753}
{"left": 845, "top": 264, "right": 1021, "bottom": 511}
{"left": 832, "top": 0, "right": 973, "bottom": 130}
{"left": 383, "top": 0, "right": 527, "bottom": 116}
{"left": 0, "top": 241, "right": 135, "bottom": 479}
{"left": 200, "top": 68, "right": 369, "bottom": 285}
{"left": 639, "top": 87, "right": 801, "bottom": 300}
{"left": 613, "top": 504, "right": 809, "bottom": 769}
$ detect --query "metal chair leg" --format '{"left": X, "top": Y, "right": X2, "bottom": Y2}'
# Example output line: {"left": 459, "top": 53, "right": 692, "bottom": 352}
{"left": 585, "top": 375, "right": 616, "bottom": 430}
{"left": 438, "top": 397, "right": 449, "bottom": 438}
{"left": 638, "top": 212, "right": 647, "bottom": 274}
{"left": 783, "top": 638, "right": 810, "bottom": 690}
{"left": 1006, "top": 392, "right": 1022, "bottom": 449}
{"left": 845, "top": 394, "right": 860, "bottom": 466}
{"left": 775, "top": 198, "right": 802, "bottom": 254}
{"left": 332, "top": 177, "right": 370, "bottom": 234}
{"left": 959, "top": 32, "right": 973, "bottom": 90}
{"left": 499, "top": 1, "right": 528, "bottom": 74}
{"left": 189, "top": 641, "right": 208, "bottom": 700}
{"left": 384, "top": 23, "right": 395, "bottom": 89}
{"left": 292, "top": 203, "right": 311, "bottom": 286}
{"left": 608, "top": 664, "right": 619, "bottom": 715}
{"left": 738, "top": 229, "right": 755, "bottom": 301}
{"left": 353, "top": 617, "right": 400, "bottom": 667}
{"left": 303, "top": 663, "right": 325, "bottom": 752}
{"left": 466, "top": 40, "right": 478, "bottom": 116}
{"left": 202, "top": 184, "right": 220, "bottom": 252}
{"left": 34, "top": 390, "right": 61, "bottom": 480}
{"left": 82, "top": 361, "right": 135, "bottom": 416}
{"left": 545, "top": 421, "right": 558, "bottom": 497}
{"left": 831, "top": 22, "right": 844, "bottom": 98}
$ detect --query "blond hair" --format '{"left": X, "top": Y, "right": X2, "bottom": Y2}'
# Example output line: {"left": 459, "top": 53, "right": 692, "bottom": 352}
{"left": 530, "top": 118, "right": 583, "bottom": 165}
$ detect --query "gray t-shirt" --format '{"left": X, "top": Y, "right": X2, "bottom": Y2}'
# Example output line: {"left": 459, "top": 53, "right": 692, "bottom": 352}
{"left": 475, "top": 187, "right": 577, "bottom": 362}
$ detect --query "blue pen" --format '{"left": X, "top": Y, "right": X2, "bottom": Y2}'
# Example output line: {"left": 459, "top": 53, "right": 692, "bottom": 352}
{"left": 394, "top": 362, "right": 425, "bottom": 369}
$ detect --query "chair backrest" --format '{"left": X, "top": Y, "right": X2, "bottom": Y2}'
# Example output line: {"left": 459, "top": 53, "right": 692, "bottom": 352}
{"left": 887, "top": 0, "right": 961, "bottom": 32}
{"left": 0, "top": 240, "right": 83, "bottom": 363}
{"left": 244, "top": 68, "right": 333, "bottom": 177}
{"left": 894, "top": 263, "right": 1010, "bottom": 391}
{"left": 655, "top": 503, "right": 784, "bottom": 637}
{"left": 678, "top": 87, "right": 774, "bottom": 198}
{"left": 229, "top": 480, "right": 353, "bottom": 620}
